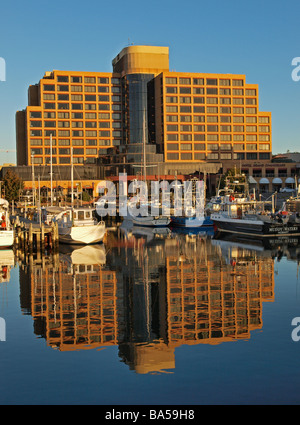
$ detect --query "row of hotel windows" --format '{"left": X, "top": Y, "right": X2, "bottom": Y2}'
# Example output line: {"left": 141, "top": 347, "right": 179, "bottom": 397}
{"left": 54, "top": 76, "right": 121, "bottom": 84}
{"left": 165, "top": 105, "right": 260, "bottom": 114}
{"left": 166, "top": 143, "right": 270, "bottom": 151}
{"left": 42, "top": 94, "right": 122, "bottom": 102}
{"left": 30, "top": 130, "right": 122, "bottom": 137}
{"left": 165, "top": 87, "right": 256, "bottom": 96}
{"left": 41, "top": 103, "right": 122, "bottom": 111}
{"left": 30, "top": 121, "right": 122, "bottom": 128}
{"left": 166, "top": 152, "right": 270, "bottom": 160}
{"left": 29, "top": 139, "right": 115, "bottom": 146}
{"left": 165, "top": 125, "right": 270, "bottom": 132}
{"left": 31, "top": 156, "right": 97, "bottom": 164}
{"left": 165, "top": 96, "right": 257, "bottom": 105}
{"left": 166, "top": 115, "right": 269, "bottom": 123}
{"left": 164, "top": 77, "right": 245, "bottom": 86}
{"left": 43, "top": 84, "right": 121, "bottom": 92}
{"left": 30, "top": 112, "right": 121, "bottom": 119}
{"left": 165, "top": 134, "right": 270, "bottom": 142}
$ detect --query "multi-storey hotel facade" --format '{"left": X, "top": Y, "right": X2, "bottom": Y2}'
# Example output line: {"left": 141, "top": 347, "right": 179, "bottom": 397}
{"left": 15, "top": 45, "right": 273, "bottom": 193}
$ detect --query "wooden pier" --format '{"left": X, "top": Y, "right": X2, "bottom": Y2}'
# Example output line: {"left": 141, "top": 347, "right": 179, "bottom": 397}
{"left": 11, "top": 216, "right": 59, "bottom": 253}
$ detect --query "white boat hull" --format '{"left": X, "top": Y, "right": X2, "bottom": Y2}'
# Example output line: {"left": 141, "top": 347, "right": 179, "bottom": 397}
{"left": 58, "top": 223, "right": 106, "bottom": 245}
{"left": 0, "top": 230, "right": 14, "bottom": 248}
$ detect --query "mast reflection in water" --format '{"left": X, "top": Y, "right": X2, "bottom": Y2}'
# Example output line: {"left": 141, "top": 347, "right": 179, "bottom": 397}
{"left": 18, "top": 225, "right": 278, "bottom": 375}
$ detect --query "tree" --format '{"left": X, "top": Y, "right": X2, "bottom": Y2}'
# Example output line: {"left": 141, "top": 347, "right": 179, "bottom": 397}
{"left": 2, "top": 169, "right": 24, "bottom": 202}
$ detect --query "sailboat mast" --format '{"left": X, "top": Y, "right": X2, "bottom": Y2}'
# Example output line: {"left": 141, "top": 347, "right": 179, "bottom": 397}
{"left": 71, "top": 147, "right": 74, "bottom": 206}
{"left": 50, "top": 133, "right": 53, "bottom": 206}
{"left": 143, "top": 110, "right": 146, "bottom": 183}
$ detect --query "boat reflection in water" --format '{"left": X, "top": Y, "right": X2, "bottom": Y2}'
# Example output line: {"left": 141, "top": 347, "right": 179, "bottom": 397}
{"left": 19, "top": 226, "right": 289, "bottom": 374}
{"left": 0, "top": 249, "right": 15, "bottom": 284}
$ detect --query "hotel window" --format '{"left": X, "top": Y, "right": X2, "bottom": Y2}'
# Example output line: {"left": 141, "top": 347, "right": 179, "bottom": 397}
{"left": 98, "top": 86, "right": 109, "bottom": 93}
{"left": 99, "top": 140, "right": 111, "bottom": 146}
{"left": 167, "top": 124, "right": 178, "bottom": 132}
{"left": 220, "top": 135, "right": 232, "bottom": 142}
{"left": 166, "top": 96, "right": 178, "bottom": 103}
{"left": 232, "top": 79, "right": 244, "bottom": 86}
{"left": 59, "top": 148, "right": 70, "bottom": 155}
{"left": 234, "top": 153, "right": 245, "bottom": 160}
{"left": 233, "top": 135, "right": 244, "bottom": 141}
{"left": 98, "top": 104, "right": 110, "bottom": 110}
{"left": 167, "top": 143, "right": 179, "bottom": 150}
{"left": 179, "top": 78, "right": 191, "bottom": 85}
{"left": 167, "top": 152, "right": 179, "bottom": 160}
{"left": 180, "top": 106, "right": 191, "bottom": 113}
{"left": 246, "top": 98, "right": 257, "bottom": 105}
{"left": 207, "top": 107, "right": 218, "bottom": 113}
{"left": 112, "top": 86, "right": 120, "bottom": 93}
{"left": 180, "top": 87, "right": 191, "bottom": 94}
{"left": 246, "top": 135, "right": 257, "bottom": 141}
{"left": 194, "top": 143, "right": 205, "bottom": 151}
{"left": 259, "top": 135, "right": 270, "bottom": 141}
{"left": 246, "top": 144, "right": 257, "bottom": 150}
{"left": 112, "top": 104, "right": 121, "bottom": 111}
{"left": 194, "top": 152, "right": 206, "bottom": 160}
{"left": 166, "top": 105, "right": 178, "bottom": 112}
{"left": 59, "top": 157, "right": 71, "bottom": 164}
{"left": 99, "top": 122, "right": 110, "bottom": 128}
{"left": 58, "top": 121, "right": 70, "bottom": 128}
{"left": 207, "top": 134, "right": 218, "bottom": 141}
{"left": 85, "top": 95, "right": 96, "bottom": 101}
{"left": 193, "top": 87, "right": 204, "bottom": 94}
{"left": 44, "top": 138, "right": 56, "bottom": 146}
{"left": 181, "top": 153, "right": 192, "bottom": 160}
{"left": 206, "top": 78, "right": 217, "bottom": 85}
{"left": 58, "top": 94, "right": 69, "bottom": 101}
{"left": 180, "top": 134, "right": 192, "bottom": 141}
{"left": 233, "top": 143, "right": 244, "bottom": 150}
{"left": 31, "top": 148, "right": 43, "bottom": 155}
{"left": 30, "top": 139, "right": 42, "bottom": 145}
{"left": 99, "top": 95, "right": 110, "bottom": 102}
{"left": 233, "top": 116, "right": 243, "bottom": 123}
{"left": 220, "top": 116, "right": 231, "bottom": 123}
{"left": 207, "top": 153, "right": 219, "bottom": 159}
{"left": 112, "top": 121, "right": 121, "bottom": 129}
{"left": 180, "top": 125, "right": 192, "bottom": 132}
{"left": 72, "top": 103, "right": 83, "bottom": 110}
{"left": 166, "top": 77, "right": 177, "bottom": 84}
{"left": 30, "top": 111, "right": 42, "bottom": 118}
{"left": 233, "top": 89, "right": 244, "bottom": 95}
{"left": 43, "top": 93, "right": 55, "bottom": 100}
{"left": 30, "top": 121, "right": 42, "bottom": 127}
{"left": 259, "top": 126, "right": 270, "bottom": 132}
{"left": 206, "top": 88, "right": 218, "bottom": 95}
{"left": 72, "top": 130, "right": 83, "bottom": 137}
{"left": 207, "top": 97, "right": 217, "bottom": 104}
{"left": 112, "top": 113, "right": 121, "bottom": 120}
{"left": 72, "top": 139, "right": 84, "bottom": 146}
{"left": 234, "top": 125, "right": 244, "bottom": 132}
{"left": 44, "top": 84, "right": 55, "bottom": 91}
{"left": 98, "top": 77, "right": 109, "bottom": 84}
{"left": 45, "top": 130, "right": 56, "bottom": 136}
{"left": 259, "top": 153, "right": 270, "bottom": 160}
{"left": 71, "top": 94, "right": 83, "bottom": 101}
{"left": 194, "top": 134, "right": 205, "bottom": 141}
{"left": 85, "top": 112, "right": 97, "bottom": 119}
{"left": 233, "top": 107, "right": 244, "bottom": 114}
{"left": 194, "top": 115, "right": 205, "bottom": 122}
{"left": 44, "top": 148, "right": 57, "bottom": 155}
{"left": 266, "top": 169, "right": 275, "bottom": 177}
{"left": 84, "top": 77, "right": 96, "bottom": 84}
{"left": 233, "top": 98, "right": 244, "bottom": 105}
{"left": 194, "top": 125, "right": 205, "bottom": 132}
{"left": 220, "top": 97, "right": 231, "bottom": 104}
{"left": 166, "top": 115, "right": 178, "bottom": 122}
{"left": 31, "top": 129, "right": 42, "bottom": 137}
{"left": 180, "top": 115, "right": 191, "bottom": 122}
{"left": 57, "top": 85, "right": 69, "bottom": 92}
{"left": 219, "top": 79, "right": 230, "bottom": 86}
{"left": 194, "top": 106, "right": 205, "bottom": 113}
{"left": 220, "top": 125, "right": 231, "bottom": 132}
{"left": 71, "top": 85, "right": 82, "bottom": 92}
{"left": 72, "top": 113, "right": 83, "bottom": 119}
{"left": 220, "top": 153, "right": 232, "bottom": 160}
{"left": 73, "top": 148, "right": 84, "bottom": 155}
{"left": 220, "top": 107, "right": 231, "bottom": 114}
{"left": 193, "top": 78, "right": 204, "bottom": 85}
{"left": 246, "top": 107, "right": 257, "bottom": 114}
{"left": 181, "top": 143, "right": 192, "bottom": 150}
{"left": 58, "top": 139, "right": 70, "bottom": 146}
{"left": 259, "top": 116, "right": 270, "bottom": 123}
{"left": 259, "top": 143, "right": 270, "bottom": 150}
{"left": 87, "top": 140, "right": 97, "bottom": 146}
{"left": 246, "top": 153, "right": 257, "bottom": 160}
{"left": 86, "top": 148, "right": 97, "bottom": 155}
{"left": 180, "top": 97, "right": 191, "bottom": 103}
{"left": 207, "top": 143, "right": 219, "bottom": 151}
{"left": 99, "top": 130, "right": 110, "bottom": 137}
{"left": 86, "top": 121, "right": 97, "bottom": 128}
{"left": 246, "top": 89, "right": 256, "bottom": 96}
{"left": 33, "top": 157, "right": 43, "bottom": 164}
{"left": 193, "top": 97, "right": 205, "bottom": 104}
{"left": 71, "top": 76, "right": 82, "bottom": 83}
{"left": 220, "top": 143, "right": 232, "bottom": 150}
{"left": 166, "top": 86, "right": 177, "bottom": 93}
{"left": 207, "top": 125, "right": 218, "bottom": 132}
{"left": 246, "top": 125, "right": 257, "bottom": 132}
{"left": 57, "top": 75, "right": 68, "bottom": 82}
{"left": 111, "top": 78, "right": 120, "bottom": 84}
{"left": 246, "top": 116, "right": 257, "bottom": 123}
{"left": 86, "top": 130, "right": 97, "bottom": 137}
{"left": 219, "top": 88, "right": 231, "bottom": 95}
{"left": 99, "top": 113, "right": 110, "bottom": 119}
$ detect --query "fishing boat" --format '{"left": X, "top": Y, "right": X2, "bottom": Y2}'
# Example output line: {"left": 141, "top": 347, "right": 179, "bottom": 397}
{"left": 52, "top": 206, "right": 106, "bottom": 245}
{"left": 0, "top": 199, "right": 14, "bottom": 248}
{"left": 126, "top": 208, "right": 171, "bottom": 227}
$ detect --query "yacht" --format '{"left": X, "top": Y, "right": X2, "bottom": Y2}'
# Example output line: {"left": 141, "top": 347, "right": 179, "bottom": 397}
{"left": 0, "top": 199, "right": 14, "bottom": 248}
{"left": 52, "top": 206, "right": 106, "bottom": 245}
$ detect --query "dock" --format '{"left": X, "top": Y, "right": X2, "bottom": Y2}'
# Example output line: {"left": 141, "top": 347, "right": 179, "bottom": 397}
{"left": 11, "top": 216, "right": 59, "bottom": 253}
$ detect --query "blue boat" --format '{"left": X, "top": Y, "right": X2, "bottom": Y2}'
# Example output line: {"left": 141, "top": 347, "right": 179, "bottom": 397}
{"left": 170, "top": 215, "right": 213, "bottom": 228}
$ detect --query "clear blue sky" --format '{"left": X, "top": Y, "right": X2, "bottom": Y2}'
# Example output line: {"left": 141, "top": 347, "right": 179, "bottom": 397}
{"left": 0, "top": 0, "right": 299, "bottom": 164}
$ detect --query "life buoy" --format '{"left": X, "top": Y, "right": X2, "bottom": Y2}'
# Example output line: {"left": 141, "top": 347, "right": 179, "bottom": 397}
{"left": 229, "top": 195, "right": 235, "bottom": 202}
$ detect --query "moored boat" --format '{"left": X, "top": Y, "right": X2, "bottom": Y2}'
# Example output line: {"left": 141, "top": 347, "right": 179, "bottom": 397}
{"left": 0, "top": 199, "right": 14, "bottom": 248}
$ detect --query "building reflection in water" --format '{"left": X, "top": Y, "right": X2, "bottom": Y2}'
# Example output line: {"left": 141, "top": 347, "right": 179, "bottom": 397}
{"left": 17, "top": 222, "right": 291, "bottom": 374}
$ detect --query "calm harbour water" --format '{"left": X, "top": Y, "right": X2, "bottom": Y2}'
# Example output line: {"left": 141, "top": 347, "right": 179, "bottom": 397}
{"left": 1, "top": 222, "right": 300, "bottom": 405}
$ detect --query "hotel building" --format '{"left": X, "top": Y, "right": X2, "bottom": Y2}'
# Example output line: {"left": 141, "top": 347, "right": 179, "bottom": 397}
{"left": 16, "top": 45, "right": 272, "bottom": 183}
